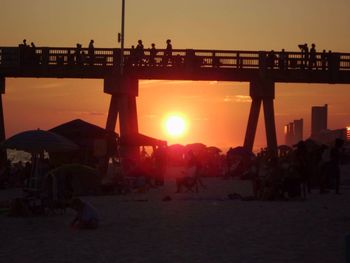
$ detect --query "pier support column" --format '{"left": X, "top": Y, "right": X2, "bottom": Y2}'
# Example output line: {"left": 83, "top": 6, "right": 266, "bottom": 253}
{"left": 106, "top": 95, "right": 120, "bottom": 132}
{"left": 263, "top": 98, "right": 278, "bottom": 155}
{"left": 104, "top": 77, "right": 139, "bottom": 161}
{"left": 244, "top": 79, "right": 277, "bottom": 155}
{"left": 243, "top": 98, "right": 262, "bottom": 152}
{"left": 0, "top": 78, "right": 6, "bottom": 164}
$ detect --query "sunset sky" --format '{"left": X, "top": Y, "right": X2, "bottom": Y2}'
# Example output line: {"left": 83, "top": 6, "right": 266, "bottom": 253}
{"left": 1, "top": 0, "right": 350, "bottom": 150}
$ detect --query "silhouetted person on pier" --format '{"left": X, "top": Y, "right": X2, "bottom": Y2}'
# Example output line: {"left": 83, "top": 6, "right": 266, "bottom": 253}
{"left": 321, "top": 50, "right": 327, "bottom": 70}
{"left": 163, "top": 39, "right": 172, "bottom": 66}
{"left": 267, "top": 50, "right": 276, "bottom": 69}
{"left": 19, "top": 39, "right": 29, "bottom": 65}
{"left": 309, "top": 43, "right": 317, "bottom": 69}
{"left": 298, "top": 43, "right": 309, "bottom": 69}
{"left": 75, "top": 43, "right": 82, "bottom": 65}
{"left": 29, "top": 42, "right": 38, "bottom": 64}
{"left": 279, "top": 49, "right": 288, "bottom": 70}
{"left": 149, "top": 43, "right": 157, "bottom": 66}
{"left": 88, "top": 40, "right": 95, "bottom": 66}
{"left": 136, "top": 40, "right": 144, "bottom": 66}
{"left": 128, "top": 45, "right": 136, "bottom": 66}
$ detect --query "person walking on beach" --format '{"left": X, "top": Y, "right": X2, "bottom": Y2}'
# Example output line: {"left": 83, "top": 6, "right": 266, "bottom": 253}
{"left": 329, "top": 138, "right": 344, "bottom": 194}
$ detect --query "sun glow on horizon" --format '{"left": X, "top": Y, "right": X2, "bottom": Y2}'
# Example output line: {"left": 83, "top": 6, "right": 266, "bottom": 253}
{"left": 164, "top": 115, "right": 187, "bottom": 137}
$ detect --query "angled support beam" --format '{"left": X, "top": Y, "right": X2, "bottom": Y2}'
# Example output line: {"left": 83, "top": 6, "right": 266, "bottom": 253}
{"left": 244, "top": 98, "right": 262, "bottom": 152}
{"left": 263, "top": 98, "right": 278, "bottom": 155}
{"left": 0, "top": 78, "right": 6, "bottom": 164}
{"left": 106, "top": 95, "right": 120, "bottom": 132}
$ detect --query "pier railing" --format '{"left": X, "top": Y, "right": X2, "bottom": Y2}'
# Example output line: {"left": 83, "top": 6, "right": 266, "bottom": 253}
{"left": 1, "top": 46, "right": 350, "bottom": 72}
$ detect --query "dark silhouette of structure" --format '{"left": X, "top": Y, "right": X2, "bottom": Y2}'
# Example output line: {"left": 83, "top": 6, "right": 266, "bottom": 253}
{"left": 1, "top": 46, "right": 350, "bottom": 156}
{"left": 311, "top": 104, "right": 328, "bottom": 138}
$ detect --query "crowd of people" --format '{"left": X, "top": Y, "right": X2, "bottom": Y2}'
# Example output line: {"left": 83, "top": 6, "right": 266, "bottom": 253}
{"left": 265, "top": 43, "right": 336, "bottom": 71}
{"left": 226, "top": 139, "right": 347, "bottom": 201}
{"left": 14, "top": 39, "right": 341, "bottom": 71}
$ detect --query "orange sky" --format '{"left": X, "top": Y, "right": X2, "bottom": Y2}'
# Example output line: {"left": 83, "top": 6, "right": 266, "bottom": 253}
{"left": 1, "top": 0, "right": 350, "bottom": 150}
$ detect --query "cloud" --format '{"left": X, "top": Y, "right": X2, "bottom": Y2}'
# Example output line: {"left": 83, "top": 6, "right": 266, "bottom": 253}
{"left": 67, "top": 111, "right": 106, "bottom": 116}
{"left": 223, "top": 95, "right": 251, "bottom": 103}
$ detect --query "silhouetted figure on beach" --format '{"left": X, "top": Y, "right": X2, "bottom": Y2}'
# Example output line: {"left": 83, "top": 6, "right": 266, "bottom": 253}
{"left": 176, "top": 150, "right": 204, "bottom": 193}
{"left": 136, "top": 40, "right": 144, "bottom": 66}
{"left": 309, "top": 43, "right": 317, "bottom": 69}
{"left": 163, "top": 39, "right": 172, "bottom": 66}
{"left": 88, "top": 40, "right": 95, "bottom": 65}
{"left": 23, "top": 39, "right": 28, "bottom": 47}
{"left": 293, "top": 141, "right": 309, "bottom": 198}
{"left": 149, "top": 43, "right": 157, "bottom": 66}
{"left": 329, "top": 139, "right": 344, "bottom": 194}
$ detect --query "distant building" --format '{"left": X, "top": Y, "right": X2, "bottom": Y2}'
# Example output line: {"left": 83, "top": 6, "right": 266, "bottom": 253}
{"left": 311, "top": 104, "right": 327, "bottom": 137}
{"left": 315, "top": 128, "right": 347, "bottom": 145}
{"left": 347, "top": 126, "right": 350, "bottom": 141}
{"left": 284, "top": 119, "right": 303, "bottom": 146}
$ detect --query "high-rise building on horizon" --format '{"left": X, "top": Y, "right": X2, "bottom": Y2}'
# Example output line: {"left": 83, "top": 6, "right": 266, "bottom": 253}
{"left": 284, "top": 119, "right": 303, "bottom": 146}
{"left": 311, "top": 104, "right": 327, "bottom": 137}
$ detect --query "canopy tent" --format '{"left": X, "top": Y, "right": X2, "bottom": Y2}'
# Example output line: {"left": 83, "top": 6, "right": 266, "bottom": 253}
{"left": 49, "top": 119, "right": 118, "bottom": 165}
{"left": 50, "top": 119, "right": 118, "bottom": 142}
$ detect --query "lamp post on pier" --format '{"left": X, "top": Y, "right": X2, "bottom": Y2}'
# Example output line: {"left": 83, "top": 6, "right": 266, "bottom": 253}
{"left": 119, "top": 0, "right": 125, "bottom": 75}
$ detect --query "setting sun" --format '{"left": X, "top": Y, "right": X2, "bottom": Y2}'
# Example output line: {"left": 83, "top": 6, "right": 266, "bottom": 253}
{"left": 164, "top": 115, "right": 187, "bottom": 137}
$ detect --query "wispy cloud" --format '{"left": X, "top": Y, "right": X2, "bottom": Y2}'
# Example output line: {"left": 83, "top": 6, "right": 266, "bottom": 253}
{"left": 223, "top": 95, "right": 251, "bottom": 103}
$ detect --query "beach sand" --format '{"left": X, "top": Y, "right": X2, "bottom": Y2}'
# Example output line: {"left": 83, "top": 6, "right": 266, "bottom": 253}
{"left": 1, "top": 165, "right": 350, "bottom": 263}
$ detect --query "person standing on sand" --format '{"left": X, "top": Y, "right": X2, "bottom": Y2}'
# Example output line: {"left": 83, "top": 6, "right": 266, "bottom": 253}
{"left": 70, "top": 198, "right": 99, "bottom": 229}
{"left": 329, "top": 138, "right": 344, "bottom": 194}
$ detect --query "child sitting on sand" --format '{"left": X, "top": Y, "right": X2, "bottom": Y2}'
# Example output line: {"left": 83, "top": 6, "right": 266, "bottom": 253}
{"left": 70, "top": 198, "right": 99, "bottom": 229}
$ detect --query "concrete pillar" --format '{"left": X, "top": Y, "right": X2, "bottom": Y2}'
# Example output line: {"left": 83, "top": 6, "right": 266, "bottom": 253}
{"left": 263, "top": 98, "right": 278, "bottom": 155}
{"left": 106, "top": 95, "right": 120, "bottom": 132}
{"left": 104, "top": 77, "right": 139, "bottom": 161}
{"left": 243, "top": 98, "right": 262, "bottom": 152}
{"left": 244, "top": 79, "right": 277, "bottom": 154}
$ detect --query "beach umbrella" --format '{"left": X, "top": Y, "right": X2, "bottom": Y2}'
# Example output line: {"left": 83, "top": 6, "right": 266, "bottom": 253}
{"left": 227, "top": 146, "right": 255, "bottom": 158}
{"left": 207, "top": 146, "right": 222, "bottom": 153}
{"left": 2, "top": 129, "right": 79, "bottom": 153}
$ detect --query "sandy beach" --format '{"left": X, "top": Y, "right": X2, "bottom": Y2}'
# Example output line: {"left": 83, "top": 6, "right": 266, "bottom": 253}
{"left": 1, "top": 166, "right": 350, "bottom": 263}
